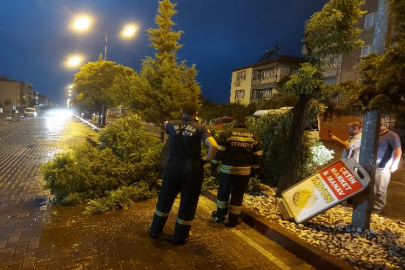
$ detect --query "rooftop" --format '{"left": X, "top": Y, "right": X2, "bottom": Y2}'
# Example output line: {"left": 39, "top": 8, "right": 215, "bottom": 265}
{"left": 232, "top": 55, "right": 306, "bottom": 72}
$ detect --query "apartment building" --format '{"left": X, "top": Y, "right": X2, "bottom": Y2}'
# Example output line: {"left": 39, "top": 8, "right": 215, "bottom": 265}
{"left": 303, "top": 0, "right": 388, "bottom": 86}
{"left": 230, "top": 48, "right": 305, "bottom": 105}
{"left": 0, "top": 81, "right": 21, "bottom": 111}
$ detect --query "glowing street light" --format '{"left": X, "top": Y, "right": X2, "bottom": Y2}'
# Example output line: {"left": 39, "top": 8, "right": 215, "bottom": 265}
{"left": 68, "top": 90, "right": 72, "bottom": 93}
{"left": 74, "top": 17, "right": 90, "bottom": 30}
{"left": 68, "top": 57, "right": 82, "bottom": 66}
{"left": 69, "top": 85, "right": 73, "bottom": 89}
{"left": 122, "top": 25, "right": 137, "bottom": 37}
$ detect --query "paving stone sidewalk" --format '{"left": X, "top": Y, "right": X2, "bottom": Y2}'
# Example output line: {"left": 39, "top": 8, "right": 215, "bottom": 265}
{"left": 0, "top": 117, "right": 313, "bottom": 270}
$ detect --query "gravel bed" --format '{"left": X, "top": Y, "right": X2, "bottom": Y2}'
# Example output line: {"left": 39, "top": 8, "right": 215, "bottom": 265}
{"left": 243, "top": 191, "right": 405, "bottom": 270}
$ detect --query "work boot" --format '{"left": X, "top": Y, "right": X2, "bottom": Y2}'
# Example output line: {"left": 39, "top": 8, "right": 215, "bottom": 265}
{"left": 148, "top": 229, "right": 160, "bottom": 239}
{"left": 211, "top": 211, "right": 225, "bottom": 224}
{"left": 226, "top": 217, "right": 243, "bottom": 227}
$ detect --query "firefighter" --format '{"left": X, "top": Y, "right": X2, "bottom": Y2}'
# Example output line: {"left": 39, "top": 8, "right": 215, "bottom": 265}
{"left": 149, "top": 102, "right": 218, "bottom": 245}
{"left": 211, "top": 114, "right": 262, "bottom": 226}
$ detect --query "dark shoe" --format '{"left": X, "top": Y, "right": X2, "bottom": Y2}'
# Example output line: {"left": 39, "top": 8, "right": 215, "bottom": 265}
{"left": 225, "top": 217, "right": 243, "bottom": 227}
{"left": 148, "top": 229, "right": 160, "bottom": 239}
{"left": 164, "top": 238, "right": 187, "bottom": 245}
{"left": 211, "top": 211, "right": 225, "bottom": 224}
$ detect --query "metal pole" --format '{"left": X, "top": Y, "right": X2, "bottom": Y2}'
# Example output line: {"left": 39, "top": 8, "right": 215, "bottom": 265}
{"left": 105, "top": 32, "right": 108, "bottom": 61}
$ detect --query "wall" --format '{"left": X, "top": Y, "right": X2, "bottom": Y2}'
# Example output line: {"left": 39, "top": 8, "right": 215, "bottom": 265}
{"left": 230, "top": 67, "right": 252, "bottom": 105}
{"left": 340, "top": 0, "right": 379, "bottom": 83}
{"left": 0, "top": 81, "right": 20, "bottom": 111}
{"left": 320, "top": 113, "right": 363, "bottom": 141}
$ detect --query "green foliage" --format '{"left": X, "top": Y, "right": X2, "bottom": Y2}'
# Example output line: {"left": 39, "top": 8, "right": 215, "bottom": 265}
{"left": 42, "top": 115, "right": 163, "bottom": 213}
{"left": 285, "top": 63, "right": 325, "bottom": 97}
{"left": 247, "top": 104, "right": 332, "bottom": 186}
{"left": 387, "top": 0, "right": 405, "bottom": 43}
{"left": 99, "top": 114, "right": 162, "bottom": 163}
{"left": 4, "top": 99, "right": 11, "bottom": 106}
{"left": 305, "top": 0, "right": 365, "bottom": 60}
{"left": 311, "top": 143, "right": 335, "bottom": 166}
{"left": 83, "top": 183, "right": 157, "bottom": 215}
{"left": 135, "top": 0, "right": 201, "bottom": 126}
{"left": 198, "top": 99, "right": 257, "bottom": 123}
{"left": 74, "top": 60, "right": 136, "bottom": 110}
{"left": 257, "top": 93, "right": 298, "bottom": 110}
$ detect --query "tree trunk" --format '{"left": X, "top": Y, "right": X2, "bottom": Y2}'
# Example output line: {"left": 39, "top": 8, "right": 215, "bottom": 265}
{"left": 160, "top": 122, "right": 165, "bottom": 143}
{"left": 351, "top": 110, "right": 381, "bottom": 229}
{"left": 98, "top": 108, "right": 102, "bottom": 125}
{"left": 276, "top": 94, "right": 311, "bottom": 197}
{"left": 101, "top": 104, "right": 107, "bottom": 126}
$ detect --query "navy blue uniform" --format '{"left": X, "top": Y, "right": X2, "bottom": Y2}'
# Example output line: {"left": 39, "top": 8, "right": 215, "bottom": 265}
{"left": 150, "top": 116, "right": 211, "bottom": 242}
{"left": 211, "top": 124, "right": 262, "bottom": 225}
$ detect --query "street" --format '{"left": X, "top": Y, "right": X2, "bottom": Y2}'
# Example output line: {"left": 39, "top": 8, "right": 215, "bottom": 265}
{"left": 0, "top": 116, "right": 311, "bottom": 269}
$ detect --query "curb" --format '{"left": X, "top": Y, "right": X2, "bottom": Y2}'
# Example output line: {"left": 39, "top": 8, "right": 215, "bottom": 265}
{"left": 73, "top": 114, "right": 101, "bottom": 132}
{"left": 202, "top": 190, "right": 354, "bottom": 270}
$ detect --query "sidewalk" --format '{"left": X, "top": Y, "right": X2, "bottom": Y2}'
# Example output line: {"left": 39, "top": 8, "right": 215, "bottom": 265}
{"left": 0, "top": 117, "right": 312, "bottom": 269}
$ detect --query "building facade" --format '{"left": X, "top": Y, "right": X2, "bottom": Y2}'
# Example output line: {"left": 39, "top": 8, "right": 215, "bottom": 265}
{"left": 0, "top": 81, "right": 21, "bottom": 111}
{"left": 230, "top": 55, "right": 305, "bottom": 105}
{"left": 304, "top": 0, "right": 389, "bottom": 86}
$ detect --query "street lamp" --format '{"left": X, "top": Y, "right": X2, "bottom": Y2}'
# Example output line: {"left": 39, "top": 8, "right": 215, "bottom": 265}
{"left": 72, "top": 16, "right": 138, "bottom": 61}
{"left": 69, "top": 85, "right": 73, "bottom": 89}
{"left": 68, "top": 57, "right": 82, "bottom": 66}
{"left": 122, "top": 25, "right": 137, "bottom": 37}
{"left": 74, "top": 17, "right": 90, "bottom": 30}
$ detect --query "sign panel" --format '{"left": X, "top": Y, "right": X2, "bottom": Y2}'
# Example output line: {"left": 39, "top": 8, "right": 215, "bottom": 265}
{"left": 279, "top": 158, "right": 369, "bottom": 223}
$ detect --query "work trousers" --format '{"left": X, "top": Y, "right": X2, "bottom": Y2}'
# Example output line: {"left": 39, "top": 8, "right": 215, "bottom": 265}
{"left": 150, "top": 157, "right": 204, "bottom": 241}
{"left": 216, "top": 173, "right": 250, "bottom": 225}
{"left": 374, "top": 168, "right": 391, "bottom": 210}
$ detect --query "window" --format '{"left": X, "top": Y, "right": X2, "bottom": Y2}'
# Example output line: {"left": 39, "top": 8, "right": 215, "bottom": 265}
{"left": 251, "top": 89, "right": 260, "bottom": 99}
{"left": 261, "top": 69, "right": 275, "bottom": 80}
{"left": 361, "top": 45, "right": 373, "bottom": 57}
{"left": 235, "top": 90, "right": 245, "bottom": 101}
{"left": 364, "top": 13, "right": 375, "bottom": 29}
{"left": 324, "top": 76, "right": 337, "bottom": 84}
{"left": 253, "top": 71, "right": 261, "bottom": 80}
{"left": 236, "top": 71, "right": 246, "bottom": 81}
{"left": 251, "top": 89, "right": 273, "bottom": 100}
{"left": 259, "top": 89, "right": 273, "bottom": 99}
{"left": 290, "top": 68, "right": 299, "bottom": 75}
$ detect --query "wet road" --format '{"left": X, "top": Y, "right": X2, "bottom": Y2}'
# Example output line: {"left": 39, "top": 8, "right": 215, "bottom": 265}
{"left": 0, "top": 117, "right": 312, "bottom": 269}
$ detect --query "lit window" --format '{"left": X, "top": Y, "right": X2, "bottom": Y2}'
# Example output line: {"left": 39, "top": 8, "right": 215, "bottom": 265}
{"left": 361, "top": 45, "right": 373, "bottom": 57}
{"left": 364, "top": 13, "right": 375, "bottom": 29}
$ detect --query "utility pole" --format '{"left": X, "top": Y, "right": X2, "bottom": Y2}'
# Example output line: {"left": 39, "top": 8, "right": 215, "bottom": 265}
{"left": 351, "top": 0, "right": 389, "bottom": 229}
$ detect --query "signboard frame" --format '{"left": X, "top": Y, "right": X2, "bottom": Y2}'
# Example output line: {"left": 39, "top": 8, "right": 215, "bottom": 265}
{"left": 278, "top": 158, "right": 370, "bottom": 223}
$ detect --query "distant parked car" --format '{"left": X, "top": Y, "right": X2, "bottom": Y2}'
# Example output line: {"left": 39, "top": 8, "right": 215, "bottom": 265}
{"left": 212, "top": 117, "right": 234, "bottom": 129}
{"left": 24, "top": 107, "right": 37, "bottom": 117}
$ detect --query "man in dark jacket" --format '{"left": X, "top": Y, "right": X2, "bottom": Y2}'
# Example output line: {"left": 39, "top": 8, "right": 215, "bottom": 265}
{"left": 211, "top": 114, "right": 262, "bottom": 226}
{"left": 149, "top": 102, "right": 218, "bottom": 245}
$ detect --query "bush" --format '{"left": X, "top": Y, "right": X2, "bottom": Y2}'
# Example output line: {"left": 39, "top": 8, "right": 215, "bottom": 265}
{"left": 83, "top": 183, "right": 157, "bottom": 215}
{"left": 42, "top": 114, "right": 163, "bottom": 212}
{"left": 247, "top": 104, "right": 333, "bottom": 186}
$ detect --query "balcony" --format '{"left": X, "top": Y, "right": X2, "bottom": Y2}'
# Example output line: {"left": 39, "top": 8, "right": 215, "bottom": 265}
{"left": 322, "top": 63, "right": 341, "bottom": 78}
{"left": 251, "top": 77, "right": 277, "bottom": 86}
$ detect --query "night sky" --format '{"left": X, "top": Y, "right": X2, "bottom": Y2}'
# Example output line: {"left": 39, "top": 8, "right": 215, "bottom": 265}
{"left": 0, "top": 0, "right": 328, "bottom": 105}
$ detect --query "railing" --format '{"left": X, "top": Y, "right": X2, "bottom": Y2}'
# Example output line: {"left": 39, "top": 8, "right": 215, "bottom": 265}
{"left": 251, "top": 77, "right": 277, "bottom": 86}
